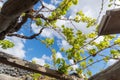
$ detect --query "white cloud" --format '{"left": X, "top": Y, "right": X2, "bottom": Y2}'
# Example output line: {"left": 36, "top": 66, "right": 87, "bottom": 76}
{"left": 43, "top": 2, "right": 56, "bottom": 10}
{"left": 32, "top": 52, "right": 63, "bottom": 67}
{"left": 107, "top": 59, "right": 118, "bottom": 66}
{"left": 86, "top": 45, "right": 96, "bottom": 50}
{"left": 70, "top": 0, "right": 110, "bottom": 17}
{"left": 42, "top": 54, "right": 51, "bottom": 60}
{"left": 31, "top": 23, "right": 62, "bottom": 38}
{"left": 72, "top": 65, "right": 79, "bottom": 70}
{"left": 32, "top": 57, "right": 46, "bottom": 66}
{"left": 56, "top": 52, "right": 63, "bottom": 59}
{"left": 0, "top": 36, "right": 26, "bottom": 59}
{"left": 94, "top": 36, "right": 104, "bottom": 43}
{"left": 41, "top": 28, "right": 56, "bottom": 38}
{"left": 69, "top": 59, "right": 78, "bottom": 70}
{"left": 56, "top": 19, "right": 66, "bottom": 27}
{"left": 41, "top": 28, "right": 62, "bottom": 38}
{"left": 0, "top": 2, "right": 3, "bottom": 8}
{"left": 69, "top": 59, "right": 74, "bottom": 64}
{"left": 85, "top": 36, "right": 104, "bottom": 49}
{"left": 31, "top": 23, "right": 41, "bottom": 33}
{"left": 57, "top": 40, "right": 72, "bottom": 50}
{"left": 51, "top": 0, "right": 61, "bottom": 5}
{"left": 39, "top": 2, "right": 56, "bottom": 17}
{"left": 32, "top": 54, "right": 51, "bottom": 66}
{"left": 114, "top": 0, "right": 120, "bottom": 8}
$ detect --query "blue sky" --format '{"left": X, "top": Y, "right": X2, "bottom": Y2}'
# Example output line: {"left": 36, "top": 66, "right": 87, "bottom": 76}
{"left": 0, "top": 0, "right": 120, "bottom": 75}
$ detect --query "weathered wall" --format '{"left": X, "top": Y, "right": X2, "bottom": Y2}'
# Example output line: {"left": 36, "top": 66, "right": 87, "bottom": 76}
{"left": 0, "top": 52, "right": 82, "bottom": 80}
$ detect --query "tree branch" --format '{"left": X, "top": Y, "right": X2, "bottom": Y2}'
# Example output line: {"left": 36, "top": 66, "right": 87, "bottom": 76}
{"left": 96, "top": 0, "right": 104, "bottom": 24}
{"left": 0, "top": 13, "right": 33, "bottom": 40}
{"left": 93, "top": 44, "right": 116, "bottom": 56}
{"left": 7, "top": 27, "right": 45, "bottom": 39}
{"left": 68, "top": 55, "right": 91, "bottom": 67}
{"left": 0, "top": 0, "right": 39, "bottom": 39}
{"left": 80, "top": 36, "right": 99, "bottom": 49}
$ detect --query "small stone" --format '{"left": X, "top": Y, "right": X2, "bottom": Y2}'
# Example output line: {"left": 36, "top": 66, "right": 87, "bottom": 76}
{"left": 25, "top": 76, "right": 33, "bottom": 80}
{"left": 11, "top": 73, "right": 17, "bottom": 76}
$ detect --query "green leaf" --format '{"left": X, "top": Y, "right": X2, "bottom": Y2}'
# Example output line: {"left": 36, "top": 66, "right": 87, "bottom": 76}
{"left": 109, "top": 0, "right": 113, "bottom": 2}
{"left": 67, "top": 53, "right": 72, "bottom": 59}
{"left": 111, "top": 50, "right": 120, "bottom": 58}
{"left": 44, "top": 64, "right": 50, "bottom": 68}
{"left": 108, "top": 3, "right": 112, "bottom": 7}
{"left": 88, "top": 33, "right": 97, "bottom": 38}
{"left": 57, "top": 58, "right": 68, "bottom": 74}
{"left": 76, "top": 10, "right": 84, "bottom": 16}
{"left": 87, "top": 70, "right": 92, "bottom": 76}
{"left": 35, "top": 18, "right": 42, "bottom": 26}
{"left": 76, "top": 68, "right": 83, "bottom": 74}
{"left": 88, "top": 58, "right": 93, "bottom": 64}
{"left": 114, "top": 38, "right": 120, "bottom": 44}
{"left": 21, "top": 13, "right": 26, "bottom": 17}
{"left": 32, "top": 60, "right": 36, "bottom": 64}
{"left": 60, "top": 47, "right": 65, "bottom": 52}
{"left": 52, "top": 49, "right": 56, "bottom": 54}
{"left": 0, "top": 40, "right": 14, "bottom": 49}
{"left": 52, "top": 49, "right": 56, "bottom": 65}
{"left": 103, "top": 56, "right": 110, "bottom": 62}
{"left": 88, "top": 49, "right": 97, "bottom": 56}
{"left": 31, "top": 73, "right": 41, "bottom": 80}
{"left": 45, "top": 38, "right": 54, "bottom": 46}
{"left": 72, "top": 0, "right": 78, "bottom": 5}
{"left": 96, "top": 41, "right": 109, "bottom": 50}
{"left": 73, "top": 44, "right": 80, "bottom": 49}
{"left": 56, "top": 58, "right": 61, "bottom": 64}
{"left": 80, "top": 61, "right": 86, "bottom": 68}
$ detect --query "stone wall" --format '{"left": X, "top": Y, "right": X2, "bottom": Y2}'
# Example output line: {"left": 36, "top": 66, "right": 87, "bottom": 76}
{"left": 0, "top": 63, "right": 33, "bottom": 80}
{"left": 0, "top": 63, "right": 32, "bottom": 77}
{"left": 0, "top": 74, "right": 21, "bottom": 80}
